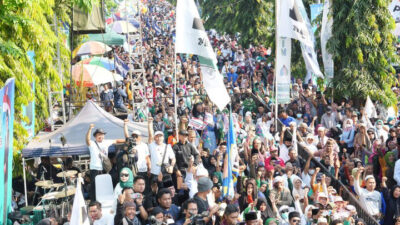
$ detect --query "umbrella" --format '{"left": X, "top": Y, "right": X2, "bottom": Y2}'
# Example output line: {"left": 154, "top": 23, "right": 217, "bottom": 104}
{"left": 87, "top": 27, "right": 126, "bottom": 46}
{"left": 80, "top": 57, "right": 115, "bottom": 70}
{"left": 72, "top": 41, "right": 112, "bottom": 57}
{"left": 111, "top": 21, "right": 138, "bottom": 34}
{"left": 72, "top": 64, "right": 123, "bottom": 87}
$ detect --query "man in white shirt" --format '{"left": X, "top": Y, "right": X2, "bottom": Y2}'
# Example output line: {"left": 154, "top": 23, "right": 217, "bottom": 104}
{"left": 86, "top": 124, "right": 125, "bottom": 201}
{"left": 148, "top": 117, "right": 176, "bottom": 183}
{"left": 123, "top": 120, "right": 151, "bottom": 193}
{"left": 354, "top": 167, "right": 382, "bottom": 219}
{"left": 88, "top": 201, "right": 114, "bottom": 225}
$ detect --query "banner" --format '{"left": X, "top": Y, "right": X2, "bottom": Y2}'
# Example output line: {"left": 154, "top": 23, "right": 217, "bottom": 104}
{"left": 176, "top": 0, "right": 230, "bottom": 110}
{"left": 22, "top": 82, "right": 35, "bottom": 140}
{"left": 0, "top": 78, "right": 15, "bottom": 223}
{"left": 276, "top": 37, "right": 292, "bottom": 104}
{"left": 310, "top": 4, "right": 324, "bottom": 33}
{"left": 296, "top": 0, "right": 323, "bottom": 82}
{"left": 390, "top": 0, "right": 400, "bottom": 38}
{"left": 279, "top": 0, "right": 313, "bottom": 47}
{"left": 321, "top": 0, "right": 334, "bottom": 79}
{"left": 222, "top": 111, "right": 236, "bottom": 199}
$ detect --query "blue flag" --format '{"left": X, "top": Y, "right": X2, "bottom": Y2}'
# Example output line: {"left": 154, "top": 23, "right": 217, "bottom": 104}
{"left": 222, "top": 110, "right": 236, "bottom": 199}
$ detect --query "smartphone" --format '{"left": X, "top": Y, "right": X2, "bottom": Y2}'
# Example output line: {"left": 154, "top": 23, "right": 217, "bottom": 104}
{"left": 131, "top": 193, "right": 141, "bottom": 199}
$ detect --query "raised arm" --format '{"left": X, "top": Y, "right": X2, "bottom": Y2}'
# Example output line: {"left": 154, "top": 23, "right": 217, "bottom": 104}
{"left": 354, "top": 167, "right": 364, "bottom": 196}
{"left": 148, "top": 116, "right": 154, "bottom": 143}
{"left": 124, "top": 119, "right": 129, "bottom": 138}
{"left": 86, "top": 124, "right": 94, "bottom": 146}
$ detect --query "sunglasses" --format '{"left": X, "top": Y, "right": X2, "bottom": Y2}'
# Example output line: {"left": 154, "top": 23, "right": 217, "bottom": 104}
{"left": 291, "top": 219, "right": 300, "bottom": 223}
{"left": 132, "top": 134, "right": 139, "bottom": 138}
{"left": 281, "top": 209, "right": 289, "bottom": 213}
{"left": 121, "top": 173, "right": 129, "bottom": 177}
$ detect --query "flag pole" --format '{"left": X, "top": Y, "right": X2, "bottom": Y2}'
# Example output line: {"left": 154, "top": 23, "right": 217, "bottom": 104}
{"left": 274, "top": 0, "right": 279, "bottom": 130}
{"left": 174, "top": 6, "right": 179, "bottom": 139}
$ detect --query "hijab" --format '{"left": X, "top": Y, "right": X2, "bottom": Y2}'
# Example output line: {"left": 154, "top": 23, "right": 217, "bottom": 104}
{"left": 385, "top": 151, "right": 396, "bottom": 168}
{"left": 119, "top": 167, "right": 134, "bottom": 189}
{"left": 256, "top": 197, "right": 274, "bottom": 221}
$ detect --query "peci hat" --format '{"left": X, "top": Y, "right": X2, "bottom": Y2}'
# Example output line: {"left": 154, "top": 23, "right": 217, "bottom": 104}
{"left": 123, "top": 200, "right": 136, "bottom": 209}
{"left": 244, "top": 211, "right": 258, "bottom": 221}
{"left": 197, "top": 177, "right": 213, "bottom": 192}
{"left": 93, "top": 128, "right": 106, "bottom": 137}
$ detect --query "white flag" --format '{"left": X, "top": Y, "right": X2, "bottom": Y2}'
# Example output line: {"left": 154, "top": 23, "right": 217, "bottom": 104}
{"left": 321, "top": 0, "right": 334, "bottom": 79}
{"left": 296, "top": 0, "right": 323, "bottom": 79}
{"left": 70, "top": 177, "right": 90, "bottom": 225}
{"left": 365, "top": 96, "right": 377, "bottom": 118}
{"left": 176, "top": 0, "right": 230, "bottom": 110}
{"left": 279, "top": 0, "right": 313, "bottom": 47}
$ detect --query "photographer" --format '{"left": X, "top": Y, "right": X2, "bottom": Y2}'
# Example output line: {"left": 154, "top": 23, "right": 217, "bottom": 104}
{"left": 176, "top": 199, "right": 198, "bottom": 225}
{"left": 123, "top": 120, "right": 151, "bottom": 193}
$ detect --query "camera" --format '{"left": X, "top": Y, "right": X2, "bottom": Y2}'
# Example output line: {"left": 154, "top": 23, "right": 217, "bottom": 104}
{"left": 189, "top": 212, "right": 208, "bottom": 225}
{"left": 125, "top": 137, "right": 137, "bottom": 156}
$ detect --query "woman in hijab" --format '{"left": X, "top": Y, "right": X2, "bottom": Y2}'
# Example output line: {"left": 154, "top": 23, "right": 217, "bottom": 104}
{"left": 354, "top": 124, "right": 372, "bottom": 164}
{"left": 374, "top": 120, "right": 388, "bottom": 142}
{"left": 112, "top": 167, "right": 134, "bottom": 212}
{"left": 385, "top": 151, "right": 397, "bottom": 187}
{"left": 114, "top": 167, "right": 134, "bottom": 197}
{"left": 340, "top": 119, "right": 355, "bottom": 154}
{"left": 255, "top": 197, "right": 275, "bottom": 224}
{"left": 382, "top": 178, "right": 400, "bottom": 225}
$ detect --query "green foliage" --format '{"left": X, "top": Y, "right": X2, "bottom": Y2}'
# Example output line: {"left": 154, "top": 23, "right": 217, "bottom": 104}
{"left": 0, "top": 0, "right": 93, "bottom": 178}
{"left": 328, "top": 0, "right": 399, "bottom": 106}
{"left": 199, "top": 0, "right": 274, "bottom": 48}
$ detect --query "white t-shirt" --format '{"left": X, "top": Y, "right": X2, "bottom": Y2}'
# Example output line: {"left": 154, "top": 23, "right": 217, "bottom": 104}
{"left": 149, "top": 142, "right": 175, "bottom": 175}
{"left": 135, "top": 142, "right": 150, "bottom": 172}
{"left": 279, "top": 144, "right": 290, "bottom": 162}
{"left": 94, "top": 214, "right": 114, "bottom": 225}
{"left": 354, "top": 179, "right": 381, "bottom": 216}
{"left": 89, "top": 140, "right": 114, "bottom": 170}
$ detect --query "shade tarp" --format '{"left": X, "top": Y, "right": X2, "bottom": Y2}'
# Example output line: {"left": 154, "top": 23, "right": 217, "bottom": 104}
{"left": 87, "top": 27, "right": 126, "bottom": 46}
{"left": 22, "top": 101, "right": 148, "bottom": 158}
{"left": 73, "top": 1, "right": 106, "bottom": 34}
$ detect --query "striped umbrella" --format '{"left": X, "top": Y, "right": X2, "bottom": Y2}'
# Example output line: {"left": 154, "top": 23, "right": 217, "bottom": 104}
{"left": 72, "top": 41, "right": 112, "bottom": 57}
{"left": 80, "top": 57, "right": 115, "bottom": 71}
{"left": 72, "top": 64, "right": 123, "bottom": 87}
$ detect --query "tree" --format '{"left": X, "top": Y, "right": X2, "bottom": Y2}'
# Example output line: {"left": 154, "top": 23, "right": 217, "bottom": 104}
{"left": 0, "top": 0, "right": 93, "bottom": 178}
{"left": 328, "top": 0, "right": 399, "bottom": 106}
{"left": 199, "top": 0, "right": 274, "bottom": 48}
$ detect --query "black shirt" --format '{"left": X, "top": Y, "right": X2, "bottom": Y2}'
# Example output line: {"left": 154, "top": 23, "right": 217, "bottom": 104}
{"left": 172, "top": 141, "right": 199, "bottom": 171}
{"left": 193, "top": 194, "right": 209, "bottom": 214}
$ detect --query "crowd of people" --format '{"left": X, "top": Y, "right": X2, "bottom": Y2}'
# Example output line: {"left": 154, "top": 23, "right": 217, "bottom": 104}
{"left": 17, "top": 0, "right": 400, "bottom": 225}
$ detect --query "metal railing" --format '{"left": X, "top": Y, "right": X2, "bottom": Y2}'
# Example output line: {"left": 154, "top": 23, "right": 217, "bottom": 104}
{"left": 251, "top": 93, "right": 379, "bottom": 225}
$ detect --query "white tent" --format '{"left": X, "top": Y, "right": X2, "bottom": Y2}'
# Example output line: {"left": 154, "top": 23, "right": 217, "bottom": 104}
{"left": 22, "top": 101, "right": 148, "bottom": 157}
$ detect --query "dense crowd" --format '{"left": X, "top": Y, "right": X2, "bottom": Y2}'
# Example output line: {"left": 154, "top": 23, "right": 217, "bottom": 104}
{"left": 20, "top": 0, "right": 400, "bottom": 225}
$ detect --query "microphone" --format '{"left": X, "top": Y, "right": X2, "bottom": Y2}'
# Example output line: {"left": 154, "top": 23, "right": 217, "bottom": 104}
{"left": 57, "top": 158, "right": 63, "bottom": 164}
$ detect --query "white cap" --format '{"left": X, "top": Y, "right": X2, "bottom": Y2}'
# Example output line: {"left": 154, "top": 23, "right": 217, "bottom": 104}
{"left": 317, "top": 217, "right": 328, "bottom": 224}
{"left": 273, "top": 176, "right": 284, "bottom": 184}
{"left": 334, "top": 196, "right": 344, "bottom": 202}
{"left": 318, "top": 127, "right": 326, "bottom": 132}
{"left": 364, "top": 175, "right": 375, "bottom": 181}
{"left": 318, "top": 192, "right": 327, "bottom": 199}
{"left": 154, "top": 131, "right": 164, "bottom": 136}
{"left": 132, "top": 130, "right": 141, "bottom": 136}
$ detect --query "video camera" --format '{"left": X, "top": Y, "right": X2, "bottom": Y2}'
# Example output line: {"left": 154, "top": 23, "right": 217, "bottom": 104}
{"left": 189, "top": 211, "right": 209, "bottom": 225}
{"left": 124, "top": 137, "right": 137, "bottom": 156}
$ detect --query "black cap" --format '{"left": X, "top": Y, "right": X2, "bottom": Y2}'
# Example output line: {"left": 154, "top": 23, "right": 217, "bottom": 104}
{"left": 93, "top": 128, "right": 106, "bottom": 137}
{"left": 244, "top": 211, "right": 258, "bottom": 221}
{"left": 289, "top": 211, "right": 301, "bottom": 220}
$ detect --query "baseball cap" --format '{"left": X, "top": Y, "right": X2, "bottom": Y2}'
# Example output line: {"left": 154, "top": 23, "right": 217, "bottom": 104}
{"left": 132, "top": 130, "right": 141, "bottom": 136}
{"left": 154, "top": 131, "right": 164, "bottom": 136}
